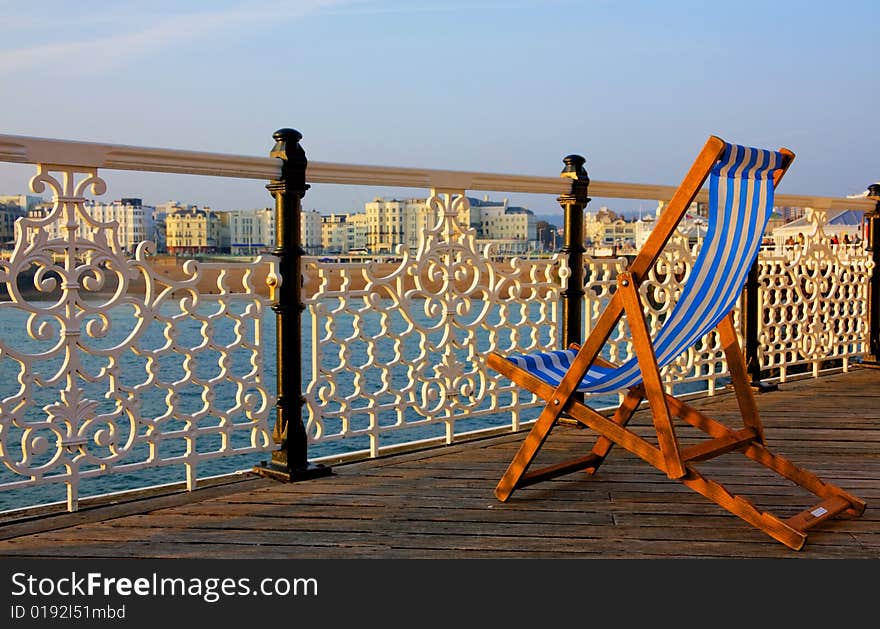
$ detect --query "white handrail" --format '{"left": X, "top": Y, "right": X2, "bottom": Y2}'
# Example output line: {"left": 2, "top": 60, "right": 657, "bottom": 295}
{"left": 0, "top": 132, "right": 874, "bottom": 211}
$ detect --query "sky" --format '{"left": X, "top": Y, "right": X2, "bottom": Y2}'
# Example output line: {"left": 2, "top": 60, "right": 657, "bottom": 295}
{"left": 1, "top": 0, "right": 878, "bottom": 220}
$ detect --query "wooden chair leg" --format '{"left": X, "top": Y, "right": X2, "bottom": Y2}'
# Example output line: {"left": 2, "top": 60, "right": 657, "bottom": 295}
{"left": 495, "top": 403, "right": 563, "bottom": 501}
{"left": 618, "top": 273, "right": 686, "bottom": 479}
{"left": 717, "top": 313, "right": 765, "bottom": 441}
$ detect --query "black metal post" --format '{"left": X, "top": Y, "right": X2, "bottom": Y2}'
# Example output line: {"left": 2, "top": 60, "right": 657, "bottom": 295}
{"left": 254, "top": 128, "right": 331, "bottom": 482}
{"left": 741, "top": 259, "right": 775, "bottom": 391}
{"left": 863, "top": 183, "right": 880, "bottom": 367}
{"left": 558, "top": 155, "right": 590, "bottom": 350}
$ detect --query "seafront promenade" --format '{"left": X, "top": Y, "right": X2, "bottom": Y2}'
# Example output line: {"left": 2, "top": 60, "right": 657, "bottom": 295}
{"left": 0, "top": 368, "right": 876, "bottom": 559}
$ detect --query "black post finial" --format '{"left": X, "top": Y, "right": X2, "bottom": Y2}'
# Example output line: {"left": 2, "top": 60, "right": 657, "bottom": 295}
{"left": 273, "top": 127, "right": 302, "bottom": 142}
{"left": 271, "top": 128, "right": 307, "bottom": 194}
{"left": 562, "top": 154, "right": 587, "bottom": 176}
{"left": 561, "top": 155, "right": 590, "bottom": 204}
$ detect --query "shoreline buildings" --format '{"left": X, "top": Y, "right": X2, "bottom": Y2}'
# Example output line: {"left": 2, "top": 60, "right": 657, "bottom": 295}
{"left": 2, "top": 192, "right": 866, "bottom": 259}
{"left": 8, "top": 198, "right": 156, "bottom": 254}
{"left": 350, "top": 195, "right": 542, "bottom": 255}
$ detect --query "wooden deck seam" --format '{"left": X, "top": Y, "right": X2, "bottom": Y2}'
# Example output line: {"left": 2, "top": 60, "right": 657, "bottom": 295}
{"left": 0, "top": 369, "right": 877, "bottom": 558}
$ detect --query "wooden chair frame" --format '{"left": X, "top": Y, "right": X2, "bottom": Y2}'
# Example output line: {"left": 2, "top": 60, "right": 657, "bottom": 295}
{"left": 487, "top": 136, "right": 866, "bottom": 550}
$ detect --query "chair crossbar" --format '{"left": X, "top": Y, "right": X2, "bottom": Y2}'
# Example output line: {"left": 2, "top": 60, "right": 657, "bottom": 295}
{"left": 785, "top": 496, "right": 853, "bottom": 532}
{"left": 519, "top": 454, "right": 603, "bottom": 487}
{"left": 680, "top": 427, "right": 759, "bottom": 463}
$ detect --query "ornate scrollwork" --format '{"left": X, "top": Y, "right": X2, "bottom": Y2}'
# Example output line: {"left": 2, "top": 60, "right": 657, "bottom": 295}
{"left": 0, "top": 165, "right": 274, "bottom": 511}
{"left": 303, "top": 191, "right": 560, "bottom": 456}
{"left": 758, "top": 208, "right": 873, "bottom": 380}
{"left": 581, "top": 228, "right": 731, "bottom": 398}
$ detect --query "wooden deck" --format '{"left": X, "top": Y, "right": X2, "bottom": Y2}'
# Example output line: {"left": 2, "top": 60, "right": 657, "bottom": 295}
{"left": 1, "top": 368, "right": 878, "bottom": 559}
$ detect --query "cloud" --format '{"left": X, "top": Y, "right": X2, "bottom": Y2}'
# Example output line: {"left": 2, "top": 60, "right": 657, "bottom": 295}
{"left": 322, "top": 0, "right": 567, "bottom": 16}
{"left": 0, "top": 0, "right": 352, "bottom": 75}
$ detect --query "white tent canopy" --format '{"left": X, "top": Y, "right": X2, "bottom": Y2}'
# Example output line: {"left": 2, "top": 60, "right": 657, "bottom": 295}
{"left": 770, "top": 209, "right": 864, "bottom": 244}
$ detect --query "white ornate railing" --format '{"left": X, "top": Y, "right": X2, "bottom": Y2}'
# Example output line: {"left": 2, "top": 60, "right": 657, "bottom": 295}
{"left": 0, "top": 165, "right": 276, "bottom": 512}
{"left": 758, "top": 209, "right": 874, "bottom": 380}
{"left": 0, "top": 132, "right": 875, "bottom": 510}
{"left": 303, "top": 222, "right": 749, "bottom": 466}
{"left": 0, "top": 137, "right": 281, "bottom": 512}
{"left": 595, "top": 231, "right": 739, "bottom": 398}
{"left": 303, "top": 192, "right": 564, "bottom": 458}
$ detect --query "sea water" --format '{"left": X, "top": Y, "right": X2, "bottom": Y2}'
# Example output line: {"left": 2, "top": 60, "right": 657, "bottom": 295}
{"left": 0, "top": 298, "right": 710, "bottom": 513}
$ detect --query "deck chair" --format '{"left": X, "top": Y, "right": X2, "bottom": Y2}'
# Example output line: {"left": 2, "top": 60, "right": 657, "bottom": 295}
{"left": 488, "top": 136, "right": 866, "bottom": 550}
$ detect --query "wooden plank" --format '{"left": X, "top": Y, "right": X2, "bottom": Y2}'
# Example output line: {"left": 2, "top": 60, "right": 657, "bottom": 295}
{"left": 0, "top": 368, "right": 876, "bottom": 558}
{"left": 1, "top": 523, "right": 869, "bottom": 559}
{"left": 0, "top": 477, "right": 271, "bottom": 541}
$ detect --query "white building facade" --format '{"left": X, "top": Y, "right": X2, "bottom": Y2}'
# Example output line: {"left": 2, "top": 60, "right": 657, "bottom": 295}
{"left": 227, "top": 208, "right": 276, "bottom": 255}
{"left": 364, "top": 198, "right": 431, "bottom": 253}
{"left": 301, "top": 209, "right": 322, "bottom": 255}
{"left": 47, "top": 198, "right": 156, "bottom": 253}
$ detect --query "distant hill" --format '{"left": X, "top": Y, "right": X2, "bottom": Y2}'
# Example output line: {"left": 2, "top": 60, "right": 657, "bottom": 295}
{"left": 532, "top": 210, "right": 645, "bottom": 227}
{"left": 533, "top": 213, "right": 563, "bottom": 227}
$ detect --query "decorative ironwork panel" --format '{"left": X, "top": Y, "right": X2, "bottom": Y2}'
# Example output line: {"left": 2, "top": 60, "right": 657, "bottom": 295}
{"left": 0, "top": 165, "right": 275, "bottom": 512}
{"left": 757, "top": 208, "right": 874, "bottom": 380}
{"left": 303, "top": 192, "right": 562, "bottom": 458}
{"left": 583, "top": 230, "right": 734, "bottom": 399}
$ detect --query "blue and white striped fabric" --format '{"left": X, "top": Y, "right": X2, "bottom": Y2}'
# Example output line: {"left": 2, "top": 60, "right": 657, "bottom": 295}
{"left": 507, "top": 142, "right": 784, "bottom": 394}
